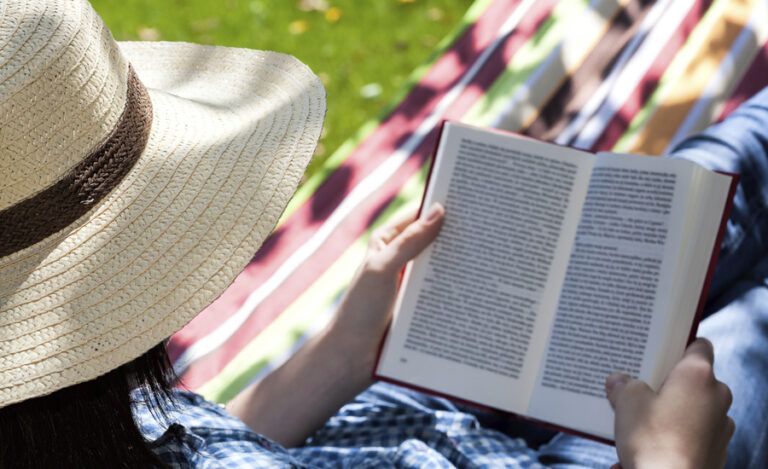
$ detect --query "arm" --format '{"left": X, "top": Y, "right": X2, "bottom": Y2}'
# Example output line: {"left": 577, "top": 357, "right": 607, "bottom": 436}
{"left": 607, "top": 338, "right": 734, "bottom": 469}
{"left": 226, "top": 203, "right": 445, "bottom": 447}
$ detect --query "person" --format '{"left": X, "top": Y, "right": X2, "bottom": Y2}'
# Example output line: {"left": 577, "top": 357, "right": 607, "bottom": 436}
{"left": 0, "top": 0, "right": 763, "bottom": 467}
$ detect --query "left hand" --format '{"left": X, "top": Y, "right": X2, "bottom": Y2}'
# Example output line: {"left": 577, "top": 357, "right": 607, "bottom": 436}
{"left": 226, "top": 203, "right": 444, "bottom": 447}
{"left": 607, "top": 338, "right": 734, "bottom": 469}
{"left": 328, "top": 202, "right": 445, "bottom": 377}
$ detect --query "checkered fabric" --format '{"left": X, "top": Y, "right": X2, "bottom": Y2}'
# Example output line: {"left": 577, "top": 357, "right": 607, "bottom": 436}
{"left": 134, "top": 384, "right": 550, "bottom": 468}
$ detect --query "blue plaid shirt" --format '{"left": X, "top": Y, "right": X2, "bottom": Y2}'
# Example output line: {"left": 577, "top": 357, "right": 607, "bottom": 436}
{"left": 133, "top": 384, "right": 557, "bottom": 468}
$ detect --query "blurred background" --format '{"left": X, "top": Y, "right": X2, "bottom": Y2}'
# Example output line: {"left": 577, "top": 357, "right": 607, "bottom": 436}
{"left": 91, "top": 0, "right": 473, "bottom": 177}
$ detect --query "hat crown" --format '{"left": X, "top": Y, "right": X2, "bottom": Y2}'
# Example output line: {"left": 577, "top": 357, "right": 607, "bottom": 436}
{"left": 0, "top": 0, "right": 129, "bottom": 212}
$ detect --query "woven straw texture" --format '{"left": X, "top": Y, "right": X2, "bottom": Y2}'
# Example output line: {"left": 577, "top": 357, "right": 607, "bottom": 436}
{"left": 0, "top": 0, "right": 325, "bottom": 407}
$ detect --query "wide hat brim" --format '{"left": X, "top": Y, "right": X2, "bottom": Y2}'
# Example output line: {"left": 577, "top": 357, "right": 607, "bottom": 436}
{"left": 0, "top": 41, "right": 325, "bottom": 406}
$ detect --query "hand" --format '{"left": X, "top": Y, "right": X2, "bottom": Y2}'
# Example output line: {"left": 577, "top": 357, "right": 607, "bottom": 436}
{"left": 327, "top": 202, "right": 445, "bottom": 377}
{"left": 227, "top": 203, "right": 445, "bottom": 446}
{"left": 606, "top": 339, "right": 734, "bottom": 469}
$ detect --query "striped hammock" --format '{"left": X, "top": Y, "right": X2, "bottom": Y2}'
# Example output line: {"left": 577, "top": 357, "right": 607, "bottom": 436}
{"left": 169, "top": 0, "right": 768, "bottom": 404}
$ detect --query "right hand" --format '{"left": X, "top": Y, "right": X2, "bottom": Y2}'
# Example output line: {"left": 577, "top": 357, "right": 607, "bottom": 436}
{"left": 606, "top": 338, "right": 734, "bottom": 469}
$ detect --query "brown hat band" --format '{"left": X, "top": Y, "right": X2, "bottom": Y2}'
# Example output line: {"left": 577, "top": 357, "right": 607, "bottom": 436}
{"left": 0, "top": 66, "right": 153, "bottom": 258}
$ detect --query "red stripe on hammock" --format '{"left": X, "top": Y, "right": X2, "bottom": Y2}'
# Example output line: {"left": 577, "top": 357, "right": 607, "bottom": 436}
{"left": 168, "top": 0, "right": 527, "bottom": 359}
{"left": 176, "top": 1, "right": 560, "bottom": 386}
{"left": 588, "top": 0, "right": 711, "bottom": 153}
{"left": 166, "top": 0, "right": 515, "bottom": 358}
{"left": 180, "top": 139, "right": 431, "bottom": 388}
{"left": 717, "top": 40, "right": 768, "bottom": 121}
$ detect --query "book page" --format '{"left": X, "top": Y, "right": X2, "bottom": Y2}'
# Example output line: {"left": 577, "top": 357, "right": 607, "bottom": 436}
{"left": 377, "top": 122, "right": 594, "bottom": 413}
{"left": 647, "top": 166, "right": 732, "bottom": 387}
{"left": 528, "top": 154, "right": 695, "bottom": 439}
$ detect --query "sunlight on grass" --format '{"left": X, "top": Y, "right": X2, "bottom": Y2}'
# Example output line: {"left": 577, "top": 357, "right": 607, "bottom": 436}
{"left": 92, "top": 0, "right": 473, "bottom": 176}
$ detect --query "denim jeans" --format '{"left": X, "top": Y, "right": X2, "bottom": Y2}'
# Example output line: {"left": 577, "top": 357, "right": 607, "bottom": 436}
{"left": 535, "top": 87, "right": 768, "bottom": 468}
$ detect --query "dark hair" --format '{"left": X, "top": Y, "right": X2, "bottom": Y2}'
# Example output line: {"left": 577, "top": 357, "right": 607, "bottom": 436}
{"left": 0, "top": 342, "right": 177, "bottom": 469}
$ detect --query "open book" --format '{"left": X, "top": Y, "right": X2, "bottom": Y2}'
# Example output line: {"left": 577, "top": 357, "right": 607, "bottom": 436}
{"left": 374, "top": 122, "right": 737, "bottom": 442}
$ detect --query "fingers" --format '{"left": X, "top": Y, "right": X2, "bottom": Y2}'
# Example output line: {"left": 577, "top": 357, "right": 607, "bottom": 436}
{"left": 605, "top": 372, "right": 654, "bottom": 411}
{"left": 386, "top": 203, "right": 444, "bottom": 265}
{"left": 717, "top": 382, "right": 733, "bottom": 410}
{"left": 666, "top": 339, "right": 719, "bottom": 391}
{"left": 683, "top": 338, "right": 715, "bottom": 365}
{"left": 367, "top": 203, "right": 445, "bottom": 275}
{"left": 371, "top": 207, "right": 420, "bottom": 246}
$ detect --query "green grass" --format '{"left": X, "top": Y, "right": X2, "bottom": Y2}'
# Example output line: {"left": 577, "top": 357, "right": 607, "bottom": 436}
{"left": 91, "top": 0, "right": 474, "bottom": 176}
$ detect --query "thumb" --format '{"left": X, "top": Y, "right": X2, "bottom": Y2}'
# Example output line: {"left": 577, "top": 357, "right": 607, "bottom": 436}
{"left": 606, "top": 373, "right": 654, "bottom": 411}
{"left": 383, "top": 203, "right": 445, "bottom": 269}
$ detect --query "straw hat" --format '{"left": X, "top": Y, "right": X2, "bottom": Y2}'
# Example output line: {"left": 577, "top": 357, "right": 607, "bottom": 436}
{"left": 0, "top": 0, "right": 325, "bottom": 407}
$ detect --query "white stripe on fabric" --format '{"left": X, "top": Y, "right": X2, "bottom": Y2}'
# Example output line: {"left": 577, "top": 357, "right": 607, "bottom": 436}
{"left": 665, "top": 0, "right": 768, "bottom": 152}
{"left": 554, "top": 0, "right": 675, "bottom": 147}
{"left": 173, "top": 0, "right": 541, "bottom": 376}
{"left": 486, "top": 0, "right": 629, "bottom": 131}
{"left": 569, "top": 0, "right": 696, "bottom": 150}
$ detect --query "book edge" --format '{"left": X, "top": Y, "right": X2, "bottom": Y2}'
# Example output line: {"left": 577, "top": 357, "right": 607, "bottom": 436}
{"left": 373, "top": 120, "right": 739, "bottom": 446}
{"left": 685, "top": 172, "right": 740, "bottom": 345}
{"left": 372, "top": 120, "right": 448, "bottom": 381}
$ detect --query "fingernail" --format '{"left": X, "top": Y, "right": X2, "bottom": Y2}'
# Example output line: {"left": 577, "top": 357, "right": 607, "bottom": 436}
{"left": 424, "top": 203, "right": 444, "bottom": 223}
{"left": 605, "top": 373, "right": 630, "bottom": 395}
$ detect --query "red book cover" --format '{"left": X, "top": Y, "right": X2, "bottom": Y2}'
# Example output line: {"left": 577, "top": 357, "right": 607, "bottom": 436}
{"left": 372, "top": 120, "right": 739, "bottom": 445}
